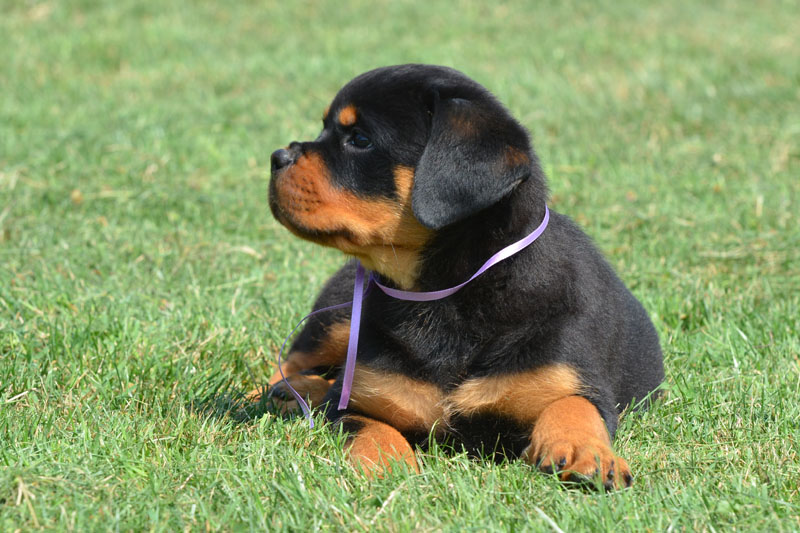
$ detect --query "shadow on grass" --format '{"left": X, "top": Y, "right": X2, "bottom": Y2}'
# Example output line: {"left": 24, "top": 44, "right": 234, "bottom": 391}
{"left": 187, "top": 375, "right": 296, "bottom": 424}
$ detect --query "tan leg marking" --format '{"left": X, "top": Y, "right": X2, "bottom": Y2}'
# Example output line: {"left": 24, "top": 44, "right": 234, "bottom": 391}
{"left": 343, "top": 415, "right": 419, "bottom": 478}
{"left": 268, "top": 321, "right": 350, "bottom": 385}
{"left": 445, "top": 364, "right": 581, "bottom": 424}
{"left": 247, "top": 374, "right": 335, "bottom": 413}
{"left": 523, "top": 396, "right": 632, "bottom": 489}
{"left": 348, "top": 365, "right": 445, "bottom": 434}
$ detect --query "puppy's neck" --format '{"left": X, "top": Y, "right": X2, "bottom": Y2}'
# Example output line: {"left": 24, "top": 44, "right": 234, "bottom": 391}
{"left": 354, "top": 247, "right": 424, "bottom": 290}
{"left": 350, "top": 175, "right": 548, "bottom": 292}
{"left": 417, "top": 177, "right": 549, "bottom": 290}
{"left": 344, "top": 202, "right": 432, "bottom": 290}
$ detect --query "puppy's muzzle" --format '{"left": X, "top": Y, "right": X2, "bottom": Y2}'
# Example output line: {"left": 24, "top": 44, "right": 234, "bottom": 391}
{"left": 268, "top": 142, "right": 305, "bottom": 226}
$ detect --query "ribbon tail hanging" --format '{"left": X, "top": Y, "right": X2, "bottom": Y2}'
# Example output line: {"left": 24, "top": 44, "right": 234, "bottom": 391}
{"left": 338, "top": 261, "right": 366, "bottom": 410}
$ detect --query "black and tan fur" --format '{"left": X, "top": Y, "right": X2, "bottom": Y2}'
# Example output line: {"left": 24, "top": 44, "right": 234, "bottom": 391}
{"left": 256, "top": 64, "right": 664, "bottom": 489}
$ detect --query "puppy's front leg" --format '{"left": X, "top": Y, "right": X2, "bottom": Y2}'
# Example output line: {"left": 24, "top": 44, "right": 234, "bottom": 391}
{"left": 267, "top": 318, "right": 351, "bottom": 385}
{"left": 246, "top": 316, "right": 350, "bottom": 410}
{"left": 248, "top": 261, "right": 361, "bottom": 405}
{"left": 337, "top": 415, "right": 419, "bottom": 478}
{"left": 523, "top": 396, "right": 632, "bottom": 489}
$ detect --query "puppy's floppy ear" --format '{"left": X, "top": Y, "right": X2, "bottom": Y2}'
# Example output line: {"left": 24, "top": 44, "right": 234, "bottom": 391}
{"left": 412, "top": 91, "right": 533, "bottom": 230}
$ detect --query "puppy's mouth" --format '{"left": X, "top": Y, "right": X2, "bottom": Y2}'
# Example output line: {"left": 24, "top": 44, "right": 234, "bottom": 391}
{"left": 268, "top": 175, "right": 315, "bottom": 237}
{"left": 269, "top": 188, "right": 362, "bottom": 250}
{"left": 268, "top": 163, "right": 366, "bottom": 250}
{"left": 268, "top": 160, "right": 431, "bottom": 289}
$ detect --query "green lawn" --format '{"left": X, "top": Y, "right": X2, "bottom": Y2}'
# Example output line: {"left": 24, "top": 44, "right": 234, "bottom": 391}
{"left": 1, "top": 0, "right": 799, "bottom": 530}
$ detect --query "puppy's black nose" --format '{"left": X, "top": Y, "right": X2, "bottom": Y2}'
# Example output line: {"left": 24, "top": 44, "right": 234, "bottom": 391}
{"left": 271, "top": 149, "right": 295, "bottom": 172}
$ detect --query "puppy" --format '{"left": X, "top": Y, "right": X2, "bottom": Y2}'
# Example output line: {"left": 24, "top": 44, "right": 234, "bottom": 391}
{"left": 261, "top": 64, "right": 663, "bottom": 489}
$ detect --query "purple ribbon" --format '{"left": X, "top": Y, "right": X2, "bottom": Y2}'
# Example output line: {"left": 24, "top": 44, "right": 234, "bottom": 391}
{"left": 274, "top": 205, "right": 550, "bottom": 426}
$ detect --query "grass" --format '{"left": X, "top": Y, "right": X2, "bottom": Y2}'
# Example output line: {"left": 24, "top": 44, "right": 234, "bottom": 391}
{"left": 1, "top": 0, "right": 798, "bottom": 530}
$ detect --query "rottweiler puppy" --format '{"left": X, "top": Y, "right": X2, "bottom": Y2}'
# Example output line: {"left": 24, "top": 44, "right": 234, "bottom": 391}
{"left": 259, "top": 64, "right": 663, "bottom": 489}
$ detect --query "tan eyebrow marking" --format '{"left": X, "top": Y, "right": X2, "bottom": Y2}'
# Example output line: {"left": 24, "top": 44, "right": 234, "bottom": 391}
{"left": 337, "top": 105, "right": 357, "bottom": 126}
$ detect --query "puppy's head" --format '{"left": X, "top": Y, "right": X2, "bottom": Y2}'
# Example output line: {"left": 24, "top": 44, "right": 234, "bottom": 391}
{"left": 269, "top": 64, "right": 536, "bottom": 288}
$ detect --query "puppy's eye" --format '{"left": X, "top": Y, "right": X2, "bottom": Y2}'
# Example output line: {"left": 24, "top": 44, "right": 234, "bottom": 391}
{"left": 348, "top": 132, "right": 373, "bottom": 149}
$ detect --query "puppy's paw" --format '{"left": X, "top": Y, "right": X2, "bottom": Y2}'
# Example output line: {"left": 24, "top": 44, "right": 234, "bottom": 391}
{"left": 338, "top": 415, "right": 419, "bottom": 478}
{"left": 523, "top": 434, "right": 632, "bottom": 490}
{"left": 247, "top": 374, "right": 334, "bottom": 414}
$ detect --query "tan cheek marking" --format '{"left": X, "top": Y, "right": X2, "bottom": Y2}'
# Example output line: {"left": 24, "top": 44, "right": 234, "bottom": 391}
{"left": 348, "top": 365, "right": 445, "bottom": 433}
{"left": 393, "top": 164, "right": 415, "bottom": 201}
{"left": 277, "top": 152, "right": 399, "bottom": 242}
{"left": 445, "top": 364, "right": 581, "bottom": 425}
{"left": 268, "top": 321, "right": 351, "bottom": 385}
{"left": 337, "top": 104, "right": 357, "bottom": 126}
{"left": 354, "top": 165, "right": 431, "bottom": 288}
{"left": 278, "top": 158, "right": 430, "bottom": 289}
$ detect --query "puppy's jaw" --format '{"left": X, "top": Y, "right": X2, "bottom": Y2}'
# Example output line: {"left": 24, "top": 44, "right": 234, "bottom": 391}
{"left": 271, "top": 157, "right": 430, "bottom": 289}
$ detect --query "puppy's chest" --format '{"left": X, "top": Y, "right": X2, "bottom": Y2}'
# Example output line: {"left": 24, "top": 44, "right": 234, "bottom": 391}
{"left": 368, "top": 301, "right": 490, "bottom": 378}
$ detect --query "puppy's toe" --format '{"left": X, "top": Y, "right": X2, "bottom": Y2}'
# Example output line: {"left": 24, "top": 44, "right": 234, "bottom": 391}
{"left": 525, "top": 437, "right": 633, "bottom": 490}
{"left": 565, "top": 447, "right": 632, "bottom": 490}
